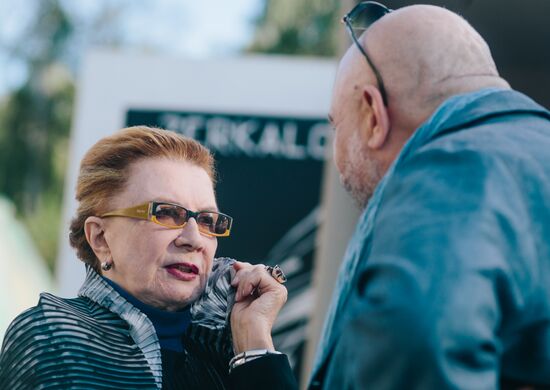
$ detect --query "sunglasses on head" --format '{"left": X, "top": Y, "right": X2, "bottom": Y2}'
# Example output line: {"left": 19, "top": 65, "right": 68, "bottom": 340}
{"left": 342, "top": 1, "right": 393, "bottom": 105}
{"left": 101, "top": 201, "right": 233, "bottom": 237}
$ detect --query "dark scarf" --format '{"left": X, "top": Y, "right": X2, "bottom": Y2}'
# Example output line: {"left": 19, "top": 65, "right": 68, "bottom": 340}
{"left": 102, "top": 277, "right": 191, "bottom": 353}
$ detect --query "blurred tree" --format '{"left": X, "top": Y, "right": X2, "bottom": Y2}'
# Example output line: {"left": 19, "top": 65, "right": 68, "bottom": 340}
{"left": 0, "top": 1, "right": 74, "bottom": 271}
{"left": 0, "top": 0, "right": 130, "bottom": 271}
{"left": 248, "top": 0, "right": 341, "bottom": 56}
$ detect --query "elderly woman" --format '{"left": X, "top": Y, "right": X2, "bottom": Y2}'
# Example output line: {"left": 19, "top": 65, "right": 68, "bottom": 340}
{"left": 0, "top": 126, "right": 297, "bottom": 389}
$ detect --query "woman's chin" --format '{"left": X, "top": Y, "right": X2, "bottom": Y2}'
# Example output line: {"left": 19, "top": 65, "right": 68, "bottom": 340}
{"left": 158, "top": 284, "right": 203, "bottom": 309}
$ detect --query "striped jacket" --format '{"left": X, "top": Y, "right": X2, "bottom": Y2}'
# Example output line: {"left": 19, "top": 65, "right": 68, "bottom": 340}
{"left": 0, "top": 266, "right": 234, "bottom": 389}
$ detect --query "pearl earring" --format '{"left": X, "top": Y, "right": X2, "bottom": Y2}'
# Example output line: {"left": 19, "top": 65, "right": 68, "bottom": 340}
{"left": 101, "top": 260, "right": 112, "bottom": 271}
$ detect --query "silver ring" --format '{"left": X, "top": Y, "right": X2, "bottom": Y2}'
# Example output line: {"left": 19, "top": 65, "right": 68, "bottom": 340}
{"left": 265, "top": 265, "right": 287, "bottom": 284}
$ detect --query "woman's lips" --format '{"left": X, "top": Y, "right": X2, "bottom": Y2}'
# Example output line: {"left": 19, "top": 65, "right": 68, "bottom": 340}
{"left": 165, "top": 262, "right": 199, "bottom": 281}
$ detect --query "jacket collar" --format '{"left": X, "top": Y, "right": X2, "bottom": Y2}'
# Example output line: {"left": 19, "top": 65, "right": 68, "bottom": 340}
{"left": 78, "top": 266, "right": 163, "bottom": 389}
{"left": 400, "top": 88, "right": 550, "bottom": 164}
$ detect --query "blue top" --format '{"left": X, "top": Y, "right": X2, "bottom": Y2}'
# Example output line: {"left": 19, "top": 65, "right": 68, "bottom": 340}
{"left": 311, "top": 88, "right": 550, "bottom": 388}
{"left": 103, "top": 277, "right": 191, "bottom": 353}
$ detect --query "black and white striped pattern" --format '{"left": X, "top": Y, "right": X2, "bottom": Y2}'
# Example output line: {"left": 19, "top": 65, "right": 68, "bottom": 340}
{"left": 0, "top": 266, "right": 233, "bottom": 389}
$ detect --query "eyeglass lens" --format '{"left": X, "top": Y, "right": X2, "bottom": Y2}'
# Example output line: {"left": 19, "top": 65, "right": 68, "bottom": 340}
{"left": 153, "top": 203, "right": 230, "bottom": 235}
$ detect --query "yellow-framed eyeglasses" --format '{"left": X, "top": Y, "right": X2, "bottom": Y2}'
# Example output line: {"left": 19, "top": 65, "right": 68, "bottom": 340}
{"left": 101, "top": 201, "right": 233, "bottom": 237}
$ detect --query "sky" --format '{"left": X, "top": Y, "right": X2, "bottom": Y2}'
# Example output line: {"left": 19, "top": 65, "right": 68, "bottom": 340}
{"left": 0, "top": 0, "right": 263, "bottom": 97}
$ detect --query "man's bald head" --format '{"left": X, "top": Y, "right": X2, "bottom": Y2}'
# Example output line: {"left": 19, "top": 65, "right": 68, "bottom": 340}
{"left": 330, "top": 4, "right": 510, "bottom": 207}
{"left": 360, "top": 4, "right": 509, "bottom": 123}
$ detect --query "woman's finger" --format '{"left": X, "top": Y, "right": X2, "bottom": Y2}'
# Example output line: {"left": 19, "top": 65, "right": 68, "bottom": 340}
{"left": 231, "top": 261, "right": 253, "bottom": 286}
{"left": 234, "top": 264, "right": 282, "bottom": 301}
{"left": 236, "top": 266, "right": 264, "bottom": 300}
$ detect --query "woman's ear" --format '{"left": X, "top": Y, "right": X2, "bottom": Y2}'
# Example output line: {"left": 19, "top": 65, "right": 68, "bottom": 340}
{"left": 363, "top": 85, "right": 390, "bottom": 150}
{"left": 84, "top": 216, "right": 111, "bottom": 261}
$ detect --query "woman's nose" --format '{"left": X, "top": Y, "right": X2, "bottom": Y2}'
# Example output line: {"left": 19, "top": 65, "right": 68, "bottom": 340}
{"left": 174, "top": 218, "right": 205, "bottom": 249}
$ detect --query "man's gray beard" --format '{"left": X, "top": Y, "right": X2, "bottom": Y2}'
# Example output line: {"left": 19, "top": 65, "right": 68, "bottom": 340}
{"left": 340, "top": 139, "right": 384, "bottom": 210}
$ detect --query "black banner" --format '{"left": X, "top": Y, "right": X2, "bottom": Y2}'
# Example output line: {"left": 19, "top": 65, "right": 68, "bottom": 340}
{"left": 126, "top": 109, "right": 330, "bottom": 375}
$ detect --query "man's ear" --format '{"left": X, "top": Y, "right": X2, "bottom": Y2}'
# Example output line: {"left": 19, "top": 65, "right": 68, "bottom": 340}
{"left": 84, "top": 216, "right": 111, "bottom": 261}
{"left": 363, "top": 85, "right": 390, "bottom": 149}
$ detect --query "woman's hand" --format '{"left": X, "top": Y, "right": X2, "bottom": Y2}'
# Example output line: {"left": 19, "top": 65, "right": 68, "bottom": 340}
{"left": 230, "top": 262, "right": 288, "bottom": 354}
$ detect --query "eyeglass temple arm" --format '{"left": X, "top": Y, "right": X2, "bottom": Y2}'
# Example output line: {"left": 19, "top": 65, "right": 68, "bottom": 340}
{"left": 101, "top": 203, "right": 151, "bottom": 219}
{"left": 346, "top": 26, "right": 389, "bottom": 105}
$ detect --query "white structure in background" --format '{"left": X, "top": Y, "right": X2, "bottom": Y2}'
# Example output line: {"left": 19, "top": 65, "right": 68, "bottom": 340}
{"left": 0, "top": 197, "right": 54, "bottom": 345}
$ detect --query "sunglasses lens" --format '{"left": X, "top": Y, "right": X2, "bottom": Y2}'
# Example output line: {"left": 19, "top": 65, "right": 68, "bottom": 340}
{"left": 154, "top": 204, "right": 187, "bottom": 227}
{"left": 348, "top": 2, "right": 390, "bottom": 35}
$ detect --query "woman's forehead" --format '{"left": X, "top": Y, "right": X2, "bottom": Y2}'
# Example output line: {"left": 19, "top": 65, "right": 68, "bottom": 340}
{"left": 117, "top": 158, "right": 216, "bottom": 208}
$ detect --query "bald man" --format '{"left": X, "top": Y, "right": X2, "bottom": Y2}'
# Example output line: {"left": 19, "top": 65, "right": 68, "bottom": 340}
{"left": 309, "top": 2, "right": 550, "bottom": 389}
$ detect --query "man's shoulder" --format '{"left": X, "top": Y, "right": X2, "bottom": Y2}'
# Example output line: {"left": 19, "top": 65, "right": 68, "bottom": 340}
{"left": 417, "top": 88, "right": 550, "bottom": 155}
{"left": 409, "top": 101, "right": 550, "bottom": 177}
{"left": 381, "top": 110, "right": 550, "bottom": 218}
{"left": 433, "top": 88, "right": 550, "bottom": 136}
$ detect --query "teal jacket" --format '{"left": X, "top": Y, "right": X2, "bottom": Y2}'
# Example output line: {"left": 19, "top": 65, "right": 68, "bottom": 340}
{"left": 311, "top": 89, "right": 550, "bottom": 389}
